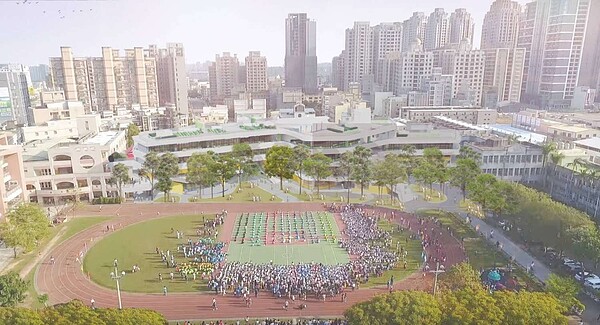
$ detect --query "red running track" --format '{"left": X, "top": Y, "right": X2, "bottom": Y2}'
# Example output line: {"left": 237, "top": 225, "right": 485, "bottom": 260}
{"left": 35, "top": 203, "right": 466, "bottom": 321}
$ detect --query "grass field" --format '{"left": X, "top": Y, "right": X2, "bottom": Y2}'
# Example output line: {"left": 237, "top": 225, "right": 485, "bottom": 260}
{"left": 83, "top": 214, "right": 215, "bottom": 293}
{"left": 227, "top": 212, "right": 349, "bottom": 265}
{"left": 227, "top": 242, "right": 349, "bottom": 265}
{"left": 364, "top": 220, "right": 422, "bottom": 287}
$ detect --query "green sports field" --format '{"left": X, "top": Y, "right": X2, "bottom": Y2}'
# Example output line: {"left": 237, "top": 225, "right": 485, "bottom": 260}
{"left": 227, "top": 211, "right": 349, "bottom": 265}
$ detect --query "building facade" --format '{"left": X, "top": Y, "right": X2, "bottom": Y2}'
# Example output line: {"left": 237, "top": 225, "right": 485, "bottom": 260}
{"left": 0, "top": 70, "right": 31, "bottom": 125}
{"left": 424, "top": 8, "right": 450, "bottom": 51}
{"left": 245, "top": 51, "right": 268, "bottom": 93}
{"left": 343, "top": 22, "right": 374, "bottom": 91}
{"left": 0, "top": 145, "right": 26, "bottom": 216}
{"left": 284, "top": 13, "right": 318, "bottom": 93}
{"left": 481, "top": 0, "right": 522, "bottom": 50}
{"left": 209, "top": 52, "right": 240, "bottom": 104}
{"left": 448, "top": 8, "right": 475, "bottom": 46}
{"left": 147, "top": 43, "right": 189, "bottom": 119}
{"left": 49, "top": 46, "right": 159, "bottom": 113}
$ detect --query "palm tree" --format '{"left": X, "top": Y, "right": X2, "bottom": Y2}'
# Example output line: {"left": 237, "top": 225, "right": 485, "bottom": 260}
{"left": 567, "top": 158, "right": 587, "bottom": 204}
{"left": 541, "top": 142, "right": 557, "bottom": 188}
{"left": 549, "top": 151, "right": 565, "bottom": 196}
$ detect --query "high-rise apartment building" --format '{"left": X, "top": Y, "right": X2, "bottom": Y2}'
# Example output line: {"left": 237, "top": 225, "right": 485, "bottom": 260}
{"left": 373, "top": 23, "right": 403, "bottom": 87}
{"left": 209, "top": 52, "right": 240, "bottom": 103}
{"left": 435, "top": 46, "right": 486, "bottom": 105}
{"left": 29, "top": 64, "right": 49, "bottom": 83}
{"left": 147, "top": 43, "right": 189, "bottom": 119}
{"left": 481, "top": 0, "right": 525, "bottom": 107}
{"left": 483, "top": 48, "right": 526, "bottom": 105}
{"left": 331, "top": 51, "right": 345, "bottom": 90}
{"left": 424, "top": 8, "right": 450, "bottom": 51}
{"left": 518, "top": 0, "right": 592, "bottom": 108}
{"left": 578, "top": 0, "right": 600, "bottom": 97}
{"left": 402, "top": 12, "right": 428, "bottom": 52}
{"left": 245, "top": 51, "right": 268, "bottom": 93}
{"left": 481, "top": 0, "right": 522, "bottom": 49}
{"left": 343, "top": 22, "right": 374, "bottom": 91}
{"left": 49, "top": 46, "right": 159, "bottom": 112}
{"left": 284, "top": 13, "right": 318, "bottom": 93}
{"left": 448, "top": 9, "right": 475, "bottom": 46}
{"left": 394, "top": 42, "right": 434, "bottom": 95}
{"left": 0, "top": 69, "right": 31, "bottom": 126}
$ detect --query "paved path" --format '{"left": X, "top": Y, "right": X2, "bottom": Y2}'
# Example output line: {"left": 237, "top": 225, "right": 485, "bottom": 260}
{"left": 35, "top": 202, "right": 466, "bottom": 321}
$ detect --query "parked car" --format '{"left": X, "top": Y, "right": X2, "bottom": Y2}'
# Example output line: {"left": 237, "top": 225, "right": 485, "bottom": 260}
{"left": 575, "top": 272, "right": 600, "bottom": 282}
{"left": 585, "top": 278, "right": 600, "bottom": 290}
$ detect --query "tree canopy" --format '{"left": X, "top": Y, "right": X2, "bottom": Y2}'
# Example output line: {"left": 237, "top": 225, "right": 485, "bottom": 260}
{"left": 303, "top": 152, "right": 333, "bottom": 195}
{"left": 0, "top": 272, "right": 28, "bottom": 307}
{"left": 155, "top": 153, "right": 179, "bottom": 202}
{"left": 110, "top": 163, "right": 130, "bottom": 199}
{"left": 0, "top": 204, "right": 51, "bottom": 257}
{"left": 345, "top": 291, "right": 442, "bottom": 325}
{"left": 264, "top": 146, "right": 295, "bottom": 190}
{"left": 125, "top": 124, "right": 140, "bottom": 148}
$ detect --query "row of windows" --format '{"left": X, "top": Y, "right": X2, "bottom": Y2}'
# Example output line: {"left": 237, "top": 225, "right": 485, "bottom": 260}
{"left": 482, "top": 154, "right": 543, "bottom": 164}
{"left": 483, "top": 167, "right": 542, "bottom": 177}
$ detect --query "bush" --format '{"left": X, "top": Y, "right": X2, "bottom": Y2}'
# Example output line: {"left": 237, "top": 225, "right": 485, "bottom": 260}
{"left": 92, "top": 197, "right": 122, "bottom": 205}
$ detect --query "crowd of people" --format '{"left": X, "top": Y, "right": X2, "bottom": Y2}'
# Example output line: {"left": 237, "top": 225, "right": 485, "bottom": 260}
{"left": 206, "top": 204, "right": 400, "bottom": 301}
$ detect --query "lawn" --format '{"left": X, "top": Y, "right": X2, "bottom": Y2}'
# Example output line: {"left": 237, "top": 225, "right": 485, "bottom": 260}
{"left": 288, "top": 191, "right": 368, "bottom": 203}
{"left": 83, "top": 214, "right": 217, "bottom": 293}
{"left": 363, "top": 220, "right": 422, "bottom": 287}
{"left": 188, "top": 183, "right": 282, "bottom": 203}
{"left": 226, "top": 212, "right": 349, "bottom": 265}
{"left": 416, "top": 209, "right": 543, "bottom": 291}
{"left": 410, "top": 185, "right": 447, "bottom": 203}
{"left": 154, "top": 195, "right": 182, "bottom": 203}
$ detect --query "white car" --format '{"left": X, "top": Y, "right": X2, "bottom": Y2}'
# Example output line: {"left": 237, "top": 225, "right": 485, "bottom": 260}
{"left": 584, "top": 278, "right": 600, "bottom": 290}
{"left": 575, "top": 272, "right": 600, "bottom": 282}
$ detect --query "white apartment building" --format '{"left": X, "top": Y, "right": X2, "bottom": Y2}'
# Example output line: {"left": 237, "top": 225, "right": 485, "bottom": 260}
{"left": 148, "top": 43, "right": 189, "bottom": 119}
{"left": 402, "top": 12, "right": 427, "bottom": 52}
{"left": 49, "top": 46, "right": 159, "bottom": 112}
{"left": 245, "top": 51, "right": 268, "bottom": 93}
{"left": 209, "top": 52, "right": 240, "bottom": 103}
{"left": 28, "top": 100, "right": 85, "bottom": 125}
{"left": 448, "top": 9, "right": 475, "bottom": 46}
{"left": 434, "top": 47, "right": 486, "bottom": 105}
{"left": 0, "top": 69, "right": 31, "bottom": 126}
{"left": 424, "top": 8, "right": 450, "bottom": 51}
{"left": 21, "top": 114, "right": 100, "bottom": 143}
{"left": 23, "top": 131, "right": 126, "bottom": 205}
{"left": 394, "top": 44, "right": 434, "bottom": 94}
{"left": 481, "top": 0, "right": 522, "bottom": 50}
{"left": 483, "top": 48, "right": 526, "bottom": 105}
{"left": 372, "top": 23, "right": 403, "bottom": 87}
{"left": 343, "top": 22, "right": 374, "bottom": 91}
{"left": 421, "top": 68, "right": 454, "bottom": 106}
{"left": 518, "top": 0, "right": 592, "bottom": 108}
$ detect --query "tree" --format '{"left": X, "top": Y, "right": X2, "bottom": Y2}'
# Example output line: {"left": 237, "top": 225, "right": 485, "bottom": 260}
{"left": 0, "top": 307, "right": 44, "bottom": 325}
{"left": 439, "top": 262, "right": 482, "bottom": 292}
{"left": 372, "top": 160, "right": 388, "bottom": 200}
{"left": 155, "top": 153, "right": 179, "bottom": 202}
{"left": 450, "top": 157, "right": 481, "bottom": 200}
{"left": 399, "top": 145, "right": 416, "bottom": 183}
{"left": 110, "top": 163, "right": 129, "bottom": 199}
{"left": 337, "top": 152, "right": 354, "bottom": 204}
{"left": 139, "top": 151, "right": 161, "bottom": 200}
{"left": 545, "top": 274, "right": 584, "bottom": 314}
{"left": 351, "top": 146, "right": 372, "bottom": 197}
{"left": 125, "top": 123, "right": 140, "bottom": 148}
{"left": 186, "top": 153, "right": 215, "bottom": 199}
{"left": 209, "top": 154, "right": 236, "bottom": 197}
{"left": 231, "top": 143, "right": 256, "bottom": 186}
{"left": 344, "top": 291, "right": 442, "bottom": 325}
{"left": 467, "top": 174, "right": 499, "bottom": 212}
{"left": 303, "top": 153, "right": 333, "bottom": 196}
{"left": 292, "top": 145, "right": 311, "bottom": 195}
{"left": 441, "top": 287, "right": 504, "bottom": 325}
{"left": 0, "top": 204, "right": 51, "bottom": 257}
{"left": 264, "top": 146, "right": 295, "bottom": 191}
{"left": 541, "top": 142, "right": 557, "bottom": 188}
{"left": 493, "top": 290, "right": 567, "bottom": 325}
{"left": 549, "top": 151, "right": 565, "bottom": 196}
{"left": 378, "top": 154, "right": 405, "bottom": 204}
{"left": 37, "top": 294, "right": 49, "bottom": 308}
{"left": 0, "top": 272, "right": 29, "bottom": 307}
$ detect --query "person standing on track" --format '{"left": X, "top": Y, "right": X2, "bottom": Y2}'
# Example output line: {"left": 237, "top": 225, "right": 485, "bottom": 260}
{"left": 90, "top": 298, "right": 95, "bottom": 309}
{"left": 163, "top": 286, "right": 168, "bottom": 296}
{"left": 212, "top": 298, "right": 218, "bottom": 310}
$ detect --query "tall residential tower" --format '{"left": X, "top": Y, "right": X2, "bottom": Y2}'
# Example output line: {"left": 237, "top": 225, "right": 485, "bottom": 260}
{"left": 284, "top": 13, "right": 318, "bottom": 93}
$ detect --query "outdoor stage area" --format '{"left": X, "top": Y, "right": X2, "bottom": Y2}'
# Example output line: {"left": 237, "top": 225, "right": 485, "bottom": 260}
{"left": 227, "top": 211, "right": 350, "bottom": 265}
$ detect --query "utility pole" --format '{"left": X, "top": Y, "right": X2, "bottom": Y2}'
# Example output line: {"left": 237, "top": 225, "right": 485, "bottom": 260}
{"left": 429, "top": 262, "right": 445, "bottom": 295}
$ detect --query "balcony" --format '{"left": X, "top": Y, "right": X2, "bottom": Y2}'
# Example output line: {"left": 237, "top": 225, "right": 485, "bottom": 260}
{"left": 4, "top": 186, "right": 22, "bottom": 202}
{"left": 32, "top": 187, "right": 90, "bottom": 197}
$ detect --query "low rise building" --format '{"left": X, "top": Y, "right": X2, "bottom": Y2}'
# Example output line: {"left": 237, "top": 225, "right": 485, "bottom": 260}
{"left": 23, "top": 130, "right": 126, "bottom": 205}
{"left": 399, "top": 106, "right": 497, "bottom": 124}
{"left": 464, "top": 135, "right": 544, "bottom": 183}
{"left": 0, "top": 144, "right": 26, "bottom": 216}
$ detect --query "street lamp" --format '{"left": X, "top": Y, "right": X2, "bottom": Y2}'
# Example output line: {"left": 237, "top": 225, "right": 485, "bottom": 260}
{"left": 110, "top": 267, "right": 126, "bottom": 309}
{"left": 429, "top": 262, "right": 445, "bottom": 295}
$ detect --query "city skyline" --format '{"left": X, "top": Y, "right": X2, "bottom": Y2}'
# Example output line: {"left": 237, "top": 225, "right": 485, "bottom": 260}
{"left": 0, "top": 0, "right": 529, "bottom": 66}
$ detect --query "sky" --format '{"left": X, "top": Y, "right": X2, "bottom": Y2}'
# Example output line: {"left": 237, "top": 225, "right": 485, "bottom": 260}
{"left": 0, "top": 0, "right": 529, "bottom": 66}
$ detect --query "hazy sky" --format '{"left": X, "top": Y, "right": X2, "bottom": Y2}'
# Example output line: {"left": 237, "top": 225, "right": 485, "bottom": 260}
{"left": 0, "top": 0, "right": 529, "bottom": 66}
